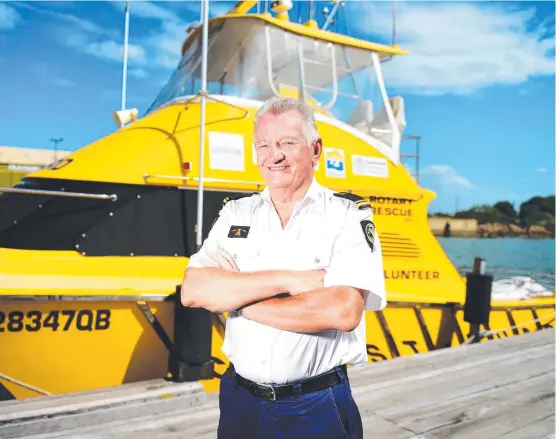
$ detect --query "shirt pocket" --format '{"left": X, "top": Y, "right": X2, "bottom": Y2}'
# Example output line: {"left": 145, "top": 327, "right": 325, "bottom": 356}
{"left": 288, "top": 243, "right": 332, "bottom": 271}
{"left": 219, "top": 238, "right": 260, "bottom": 272}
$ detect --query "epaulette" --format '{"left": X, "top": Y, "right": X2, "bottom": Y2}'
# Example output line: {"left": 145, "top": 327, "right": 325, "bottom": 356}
{"left": 333, "top": 192, "right": 371, "bottom": 211}
{"left": 210, "top": 192, "right": 259, "bottom": 232}
{"left": 222, "top": 192, "right": 259, "bottom": 207}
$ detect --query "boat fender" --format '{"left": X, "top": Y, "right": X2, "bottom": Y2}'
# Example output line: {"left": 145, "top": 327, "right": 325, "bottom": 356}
{"left": 333, "top": 192, "right": 372, "bottom": 211}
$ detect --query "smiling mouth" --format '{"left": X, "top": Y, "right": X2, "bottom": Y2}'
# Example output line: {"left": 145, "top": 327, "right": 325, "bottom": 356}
{"left": 268, "top": 166, "right": 289, "bottom": 171}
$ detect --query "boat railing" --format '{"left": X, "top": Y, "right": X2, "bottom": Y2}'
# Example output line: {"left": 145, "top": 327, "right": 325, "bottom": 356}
{"left": 0, "top": 186, "right": 118, "bottom": 201}
{"left": 457, "top": 265, "right": 555, "bottom": 292}
{"left": 142, "top": 174, "right": 424, "bottom": 200}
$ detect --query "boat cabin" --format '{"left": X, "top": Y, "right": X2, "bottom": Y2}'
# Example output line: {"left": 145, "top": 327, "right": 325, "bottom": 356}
{"left": 147, "top": 14, "right": 407, "bottom": 161}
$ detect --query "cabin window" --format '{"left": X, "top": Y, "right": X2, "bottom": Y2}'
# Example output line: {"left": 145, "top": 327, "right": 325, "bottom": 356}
{"left": 146, "top": 17, "right": 402, "bottom": 155}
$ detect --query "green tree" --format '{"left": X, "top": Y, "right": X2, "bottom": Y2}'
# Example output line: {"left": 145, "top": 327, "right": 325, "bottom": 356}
{"left": 494, "top": 201, "right": 517, "bottom": 224}
{"left": 519, "top": 196, "right": 554, "bottom": 227}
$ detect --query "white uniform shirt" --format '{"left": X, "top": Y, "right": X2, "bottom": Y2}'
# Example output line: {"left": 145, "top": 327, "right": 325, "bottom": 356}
{"left": 188, "top": 178, "right": 386, "bottom": 384}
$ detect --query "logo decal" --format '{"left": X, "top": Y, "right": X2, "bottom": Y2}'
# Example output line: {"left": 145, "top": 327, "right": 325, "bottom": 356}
{"left": 228, "top": 226, "right": 250, "bottom": 238}
{"left": 324, "top": 147, "right": 345, "bottom": 178}
{"left": 360, "top": 220, "right": 375, "bottom": 252}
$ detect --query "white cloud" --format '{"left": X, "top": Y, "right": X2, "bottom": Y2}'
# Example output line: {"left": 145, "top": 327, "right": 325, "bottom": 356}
{"left": 421, "top": 165, "right": 474, "bottom": 189}
{"left": 0, "top": 3, "right": 22, "bottom": 30}
{"left": 169, "top": 1, "right": 235, "bottom": 18}
{"left": 82, "top": 40, "right": 146, "bottom": 64}
{"left": 105, "top": 1, "right": 189, "bottom": 70}
{"left": 107, "top": 1, "right": 180, "bottom": 22}
{"left": 14, "top": 3, "right": 112, "bottom": 37}
{"left": 536, "top": 167, "right": 548, "bottom": 173}
{"left": 353, "top": 3, "right": 555, "bottom": 95}
{"left": 129, "top": 68, "right": 147, "bottom": 79}
{"left": 31, "top": 62, "right": 75, "bottom": 88}
{"left": 144, "top": 21, "right": 188, "bottom": 69}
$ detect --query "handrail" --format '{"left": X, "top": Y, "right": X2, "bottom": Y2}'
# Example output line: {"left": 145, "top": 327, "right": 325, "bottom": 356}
{"left": 143, "top": 174, "right": 266, "bottom": 190}
{"left": 371, "top": 51, "right": 401, "bottom": 164}
{"left": 264, "top": 26, "right": 280, "bottom": 97}
{"left": 0, "top": 186, "right": 118, "bottom": 201}
{"left": 142, "top": 174, "right": 423, "bottom": 199}
{"left": 0, "top": 294, "right": 171, "bottom": 302}
{"left": 323, "top": 44, "right": 339, "bottom": 110}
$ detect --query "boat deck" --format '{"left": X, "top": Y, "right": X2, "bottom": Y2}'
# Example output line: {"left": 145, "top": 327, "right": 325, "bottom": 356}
{"left": 1, "top": 328, "right": 554, "bottom": 439}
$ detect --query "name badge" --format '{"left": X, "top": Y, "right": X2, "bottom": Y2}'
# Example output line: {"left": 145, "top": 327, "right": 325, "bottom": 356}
{"left": 228, "top": 226, "right": 250, "bottom": 238}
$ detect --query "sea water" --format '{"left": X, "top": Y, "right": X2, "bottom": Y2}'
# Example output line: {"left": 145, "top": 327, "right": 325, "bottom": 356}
{"left": 437, "top": 237, "right": 555, "bottom": 290}
{"left": 437, "top": 237, "right": 555, "bottom": 272}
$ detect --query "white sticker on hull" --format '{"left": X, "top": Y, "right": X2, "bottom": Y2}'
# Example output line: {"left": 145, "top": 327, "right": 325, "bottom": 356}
{"left": 352, "top": 155, "right": 389, "bottom": 178}
{"left": 208, "top": 132, "right": 245, "bottom": 172}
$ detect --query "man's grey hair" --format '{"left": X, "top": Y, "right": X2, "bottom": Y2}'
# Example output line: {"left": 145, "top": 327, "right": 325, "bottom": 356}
{"left": 254, "top": 97, "right": 320, "bottom": 146}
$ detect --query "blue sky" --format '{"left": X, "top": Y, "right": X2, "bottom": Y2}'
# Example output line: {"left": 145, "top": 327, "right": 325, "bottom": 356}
{"left": 0, "top": 0, "right": 554, "bottom": 213}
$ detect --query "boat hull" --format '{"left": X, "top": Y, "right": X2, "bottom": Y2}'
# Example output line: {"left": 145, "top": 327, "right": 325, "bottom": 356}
{"left": 1, "top": 296, "right": 553, "bottom": 401}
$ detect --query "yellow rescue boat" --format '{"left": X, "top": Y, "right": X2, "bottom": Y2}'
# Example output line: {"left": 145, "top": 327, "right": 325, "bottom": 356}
{"left": 0, "top": 0, "right": 553, "bottom": 401}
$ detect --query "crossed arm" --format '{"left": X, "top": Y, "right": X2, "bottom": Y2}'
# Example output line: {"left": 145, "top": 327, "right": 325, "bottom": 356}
{"left": 181, "top": 267, "right": 365, "bottom": 333}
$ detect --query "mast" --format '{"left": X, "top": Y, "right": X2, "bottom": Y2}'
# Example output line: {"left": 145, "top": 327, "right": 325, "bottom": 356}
{"left": 196, "top": 0, "right": 210, "bottom": 251}
{"left": 121, "top": 0, "right": 130, "bottom": 111}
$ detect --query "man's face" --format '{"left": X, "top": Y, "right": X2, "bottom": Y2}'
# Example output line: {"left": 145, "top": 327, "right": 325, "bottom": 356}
{"left": 254, "top": 109, "right": 320, "bottom": 190}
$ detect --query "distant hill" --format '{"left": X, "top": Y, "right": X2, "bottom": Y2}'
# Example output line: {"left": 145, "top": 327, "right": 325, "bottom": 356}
{"left": 430, "top": 195, "right": 555, "bottom": 237}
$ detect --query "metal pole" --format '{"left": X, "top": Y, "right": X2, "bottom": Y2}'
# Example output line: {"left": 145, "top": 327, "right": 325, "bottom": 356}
{"left": 196, "top": 0, "right": 210, "bottom": 251}
{"left": 415, "top": 136, "right": 420, "bottom": 184}
{"left": 50, "top": 137, "right": 63, "bottom": 161}
{"left": 121, "top": 0, "right": 130, "bottom": 111}
{"left": 322, "top": 1, "right": 341, "bottom": 31}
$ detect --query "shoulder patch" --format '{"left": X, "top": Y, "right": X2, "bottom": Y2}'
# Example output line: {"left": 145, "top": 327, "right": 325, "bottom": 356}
{"left": 333, "top": 192, "right": 371, "bottom": 211}
{"left": 360, "top": 220, "right": 376, "bottom": 252}
{"left": 222, "top": 192, "right": 259, "bottom": 207}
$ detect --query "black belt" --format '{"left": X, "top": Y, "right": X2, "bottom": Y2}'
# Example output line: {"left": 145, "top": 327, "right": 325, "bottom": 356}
{"left": 233, "top": 365, "right": 346, "bottom": 402}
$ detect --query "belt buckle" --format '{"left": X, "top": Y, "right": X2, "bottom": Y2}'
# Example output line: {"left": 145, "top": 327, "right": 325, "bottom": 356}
{"left": 259, "top": 383, "right": 276, "bottom": 401}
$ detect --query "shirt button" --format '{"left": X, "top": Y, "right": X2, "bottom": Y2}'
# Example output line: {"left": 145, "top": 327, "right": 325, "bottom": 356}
{"left": 315, "top": 257, "right": 320, "bottom": 264}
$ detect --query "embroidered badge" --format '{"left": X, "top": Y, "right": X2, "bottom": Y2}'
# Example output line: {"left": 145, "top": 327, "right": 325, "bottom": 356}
{"left": 228, "top": 226, "right": 250, "bottom": 238}
{"left": 360, "top": 220, "right": 375, "bottom": 252}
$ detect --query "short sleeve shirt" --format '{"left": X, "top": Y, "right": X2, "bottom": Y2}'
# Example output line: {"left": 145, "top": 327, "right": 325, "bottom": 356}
{"left": 188, "top": 178, "right": 386, "bottom": 384}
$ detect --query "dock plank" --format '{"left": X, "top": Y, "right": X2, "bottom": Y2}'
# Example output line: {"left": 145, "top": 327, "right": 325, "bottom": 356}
{"left": 1, "top": 328, "right": 553, "bottom": 439}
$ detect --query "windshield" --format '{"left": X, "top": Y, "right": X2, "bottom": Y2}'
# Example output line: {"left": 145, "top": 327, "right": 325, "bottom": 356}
{"left": 147, "top": 17, "right": 403, "bottom": 152}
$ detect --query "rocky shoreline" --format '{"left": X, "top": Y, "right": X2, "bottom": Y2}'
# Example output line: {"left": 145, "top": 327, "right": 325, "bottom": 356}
{"left": 432, "top": 223, "right": 555, "bottom": 238}
{"left": 476, "top": 223, "right": 554, "bottom": 238}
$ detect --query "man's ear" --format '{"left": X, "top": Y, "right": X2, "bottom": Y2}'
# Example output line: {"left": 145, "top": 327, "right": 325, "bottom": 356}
{"left": 313, "top": 138, "right": 322, "bottom": 160}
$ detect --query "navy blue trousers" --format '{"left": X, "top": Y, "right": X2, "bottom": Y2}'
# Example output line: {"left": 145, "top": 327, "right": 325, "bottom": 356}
{"left": 217, "top": 365, "right": 363, "bottom": 439}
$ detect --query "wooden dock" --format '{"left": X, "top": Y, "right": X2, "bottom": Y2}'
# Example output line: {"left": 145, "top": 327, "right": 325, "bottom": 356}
{"left": 1, "top": 328, "right": 554, "bottom": 439}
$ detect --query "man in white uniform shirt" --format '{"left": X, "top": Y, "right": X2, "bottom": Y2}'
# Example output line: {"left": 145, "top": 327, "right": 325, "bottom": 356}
{"left": 182, "top": 97, "right": 386, "bottom": 439}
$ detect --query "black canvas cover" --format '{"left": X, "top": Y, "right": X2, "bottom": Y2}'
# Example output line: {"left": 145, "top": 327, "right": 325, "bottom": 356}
{"left": 0, "top": 177, "right": 246, "bottom": 257}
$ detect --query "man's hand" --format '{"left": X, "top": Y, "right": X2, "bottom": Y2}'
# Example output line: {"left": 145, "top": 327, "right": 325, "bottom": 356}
{"left": 206, "top": 245, "right": 239, "bottom": 271}
{"left": 285, "top": 269, "right": 325, "bottom": 295}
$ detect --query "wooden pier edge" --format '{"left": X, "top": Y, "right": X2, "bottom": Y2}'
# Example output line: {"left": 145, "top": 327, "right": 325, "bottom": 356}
{"left": 0, "top": 328, "right": 554, "bottom": 439}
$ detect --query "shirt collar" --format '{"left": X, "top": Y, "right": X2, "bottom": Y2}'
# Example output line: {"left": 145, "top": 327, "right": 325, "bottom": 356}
{"left": 260, "top": 177, "right": 324, "bottom": 206}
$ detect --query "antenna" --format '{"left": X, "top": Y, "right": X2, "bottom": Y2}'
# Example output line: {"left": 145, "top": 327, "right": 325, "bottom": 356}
{"left": 121, "top": 0, "right": 131, "bottom": 111}
{"left": 50, "top": 137, "right": 64, "bottom": 161}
